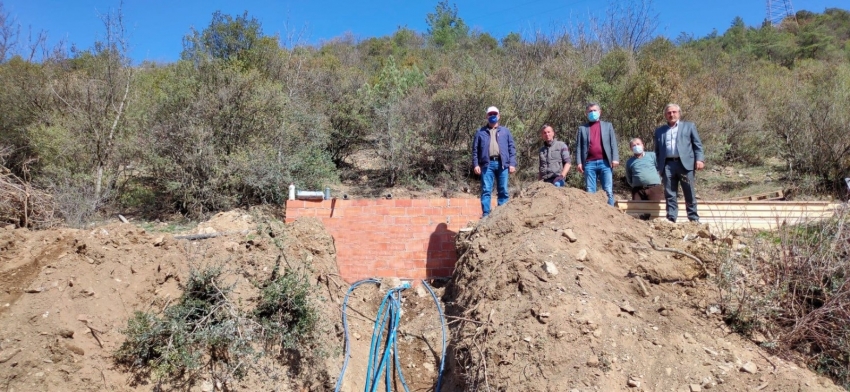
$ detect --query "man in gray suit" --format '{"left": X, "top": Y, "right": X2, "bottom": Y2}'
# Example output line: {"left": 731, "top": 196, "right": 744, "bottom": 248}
{"left": 576, "top": 102, "right": 619, "bottom": 205}
{"left": 654, "top": 103, "right": 705, "bottom": 223}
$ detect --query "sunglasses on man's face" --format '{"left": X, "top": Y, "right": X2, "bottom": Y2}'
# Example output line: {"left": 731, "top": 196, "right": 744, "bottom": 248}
{"left": 488, "top": 112, "right": 498, "bottom": 116}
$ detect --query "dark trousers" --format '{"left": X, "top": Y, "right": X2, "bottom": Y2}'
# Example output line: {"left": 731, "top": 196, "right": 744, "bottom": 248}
{"left": 631, "top": 184, "right": 664, "bottom": 201}
{"left": 662, "top": 159, "right": 698, "bottom": 222}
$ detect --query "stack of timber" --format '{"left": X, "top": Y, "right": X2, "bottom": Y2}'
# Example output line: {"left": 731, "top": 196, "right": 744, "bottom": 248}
{"left": 616, "top": 200, "right": 841, "bottom": 230}
{"left": 728, "top": 189, "right": 785, "bottom": 201}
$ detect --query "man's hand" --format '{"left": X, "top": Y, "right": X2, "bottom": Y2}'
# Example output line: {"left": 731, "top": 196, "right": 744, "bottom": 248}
{"left": 612, "top": 160, "right": 619, "bottom": 168}
{"left": 577, "top": 164, "right": 584, "bottom": 174}
{"left": 696, "top": 161, "right": 705, "bottom": 170}
{"left": 474, "top": 166, "right": 481, "bottom": 175}
{"left": 509, "top": 166, "right": 516, "bottom": 174}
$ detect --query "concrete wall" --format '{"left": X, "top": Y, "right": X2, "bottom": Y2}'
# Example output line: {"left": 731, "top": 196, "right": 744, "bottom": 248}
{"left": 285, "top": 198, "right": 489, "bottom": 282}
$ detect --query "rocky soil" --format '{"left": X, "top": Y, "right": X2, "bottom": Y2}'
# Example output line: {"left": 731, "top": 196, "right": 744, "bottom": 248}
{"left": 0, "top": 184, "right": 843, "bottom": 392}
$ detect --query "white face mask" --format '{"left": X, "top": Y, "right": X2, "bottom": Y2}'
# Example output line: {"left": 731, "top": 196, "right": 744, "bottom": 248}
{"left": 632, "top": 145, "right": 644, "bottom": 154}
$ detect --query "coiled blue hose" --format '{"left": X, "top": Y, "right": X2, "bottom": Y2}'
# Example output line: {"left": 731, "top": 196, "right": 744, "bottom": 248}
{"left": 421, "top": 280, "right": 447, "bottom": 392}
{"left": 334, "top": 279, "right": 448, "bottom": 392}
{"left": 334, "top": 278, "right": 380, "bottom": 392}
{"left": 365, "top": 284, "right": 411, "bottom": 392}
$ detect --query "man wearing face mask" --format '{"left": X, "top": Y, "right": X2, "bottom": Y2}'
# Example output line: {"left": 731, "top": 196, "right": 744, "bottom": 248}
{"left": 654, "top": 103, "right": 705, "bottom": 223}
{"left": 625, "top": 138, "right": 663, "bottom": 201}
{"left": 575, "top": 102, "right": 619, "bottom": 206}
{"left": 538, "top": 125, "right": 571, "bottom": 187}
{"left": 472, "top": 106, "right": 517, "bottom": 217}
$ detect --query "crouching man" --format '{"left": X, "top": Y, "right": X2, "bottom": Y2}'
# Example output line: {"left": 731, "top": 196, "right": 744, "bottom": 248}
{"left": 538, "top": 124, "right": 571, "bottom": 187}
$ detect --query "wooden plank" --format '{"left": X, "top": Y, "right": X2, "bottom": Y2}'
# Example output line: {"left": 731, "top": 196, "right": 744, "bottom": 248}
{"left": 728, "top": 189, "right": 784, "bottom": 201}
{"left": 616, "top": 200, "right": 840, "bottom": 230}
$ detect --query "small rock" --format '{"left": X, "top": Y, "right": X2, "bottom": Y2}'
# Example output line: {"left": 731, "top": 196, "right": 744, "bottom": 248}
{"left": 543, "top": 261, "right": 559, "bottom": 276}
{"left": 0, "top": 348, "right": 22, "bottom": 363}
{"left": 353, "top": 332, "right": 362, "bottom": 340}
{"left": 740, "top": 361, "right": 758, "bottom": 374}
{"left": 414, "top": 284, "right": 428, "bottom": 298}
{"left": 751, "top": 331, "right": 766, "bottom": 344}
{"left": 25, "top": 287, "right": 44, "bottom": 293}
{"left": 576, "top": 249, "right": 588, "bottom": 262}
{"left": 703, "top": 347, "right": 718, "bottom": 356}
{"left": 697, "top": 229, "right": 711, "bottom": 238}
{"left": 523, "top": 336, "right": 532, "bottom": 343}
{"left": 620, "top": 302, "right": 636, "bottom": 315}
{"left": 592, "top": 330, "right": 602, "bottom": 338}
{"left": 422, "top": 362, "right": 435, "bottom": 373}
{"left": 81, "top": 288, "right": 95, "bottom": 297}
{"left": 689, "top": 384, "right": 702, "bottom": 392}
{"left": 379, "top": 277, "right": 403, "bottom": 291}
{"left": 586, "top": 356, "right": 599, "bottom": 367}
{"left": 65, "top": 343, "right": 85, "bottom": 356}
{"left": 58, "top": 329, "right": 74, "bottom": 339}
{"left": 153, "top": 236, "right": 165, "bottom": 246}
{"left": 223, "top": 241, "right": 239, "bottom": 252}
{"left": 562, "top": 229, "right": 578, "bottom": 242}
{"left": 536, "top": 312, "right": 551, "bottom": 324}
{"left": 200, "top": 381, "right": 214, "bottom": 392}
{"left": 627, "top": 377, "right": 641, "bottom": 387}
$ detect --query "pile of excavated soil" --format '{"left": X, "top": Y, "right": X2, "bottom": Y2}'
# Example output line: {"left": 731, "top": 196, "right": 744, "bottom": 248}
{"left": 0, "top": 211, "right": 353, "bottom": 392}
{"left": 443, "top": 183, "right": 840, "bottom": 392}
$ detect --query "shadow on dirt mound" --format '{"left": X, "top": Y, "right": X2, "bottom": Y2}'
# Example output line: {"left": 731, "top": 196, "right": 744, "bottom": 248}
{"left": 440, "top": 182, "right": 840, "bottom": 392}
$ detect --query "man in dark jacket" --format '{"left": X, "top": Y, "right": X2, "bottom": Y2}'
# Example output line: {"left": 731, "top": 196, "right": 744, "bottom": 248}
{"left": 654, "top": 103, "right": 705, "bottom": 223}
{"left": 472, "top": 106, "right": 517, "bottom": 217}
{"left": 575, "top": 102, "right": 619, "bottom": 205}
{"left": 538, "top": 125, "right": 571, "bottom": 187}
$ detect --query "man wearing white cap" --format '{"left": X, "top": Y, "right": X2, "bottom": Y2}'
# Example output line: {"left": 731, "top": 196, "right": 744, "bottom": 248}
{"left": 472, "top": 106, "right": 517, "bottom": 217}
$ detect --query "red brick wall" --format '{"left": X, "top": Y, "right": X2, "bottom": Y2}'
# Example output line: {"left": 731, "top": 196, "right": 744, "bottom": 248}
{"left": 285, "top": 198, "right": 491, "bottom": 282}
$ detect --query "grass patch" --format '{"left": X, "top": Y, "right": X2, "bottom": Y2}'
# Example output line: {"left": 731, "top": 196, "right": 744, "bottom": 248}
{"left": 716, "top": 206, "right": 850, "bottom": 388}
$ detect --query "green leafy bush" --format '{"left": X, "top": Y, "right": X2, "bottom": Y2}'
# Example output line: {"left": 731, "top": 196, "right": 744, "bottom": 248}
{"left": 254, "top": 266, "right": 318, "bottom": 350}
{"left": 115, "top": 267, "right": 256, "bottom": 387}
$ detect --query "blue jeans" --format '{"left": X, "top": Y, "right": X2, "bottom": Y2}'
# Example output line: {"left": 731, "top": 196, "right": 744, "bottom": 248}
{"left": 584, "top": 159, "right": 614, "bottom": 205}
{"left": 481, "top": 160, "right": 509, "bottom": 216}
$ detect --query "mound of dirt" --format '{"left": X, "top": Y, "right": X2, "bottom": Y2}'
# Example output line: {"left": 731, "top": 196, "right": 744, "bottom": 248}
{"left": 443, "top": 183, "right": 839, "bottom": 391}
{"left": 0, "top": 211, "right": 347, "bottom": 392}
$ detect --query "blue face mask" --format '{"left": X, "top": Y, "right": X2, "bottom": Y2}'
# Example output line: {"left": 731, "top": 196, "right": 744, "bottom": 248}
{"left": 488, "top": 115, "right": 499, "bottom": 124}
{"left": 632, "top": 145, "right": 644, "bottom": 155}
{"left": 587, "top": 111, "right": 600, "bottom": 122}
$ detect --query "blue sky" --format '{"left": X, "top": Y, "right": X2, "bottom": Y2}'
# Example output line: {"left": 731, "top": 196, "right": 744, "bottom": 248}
{"left": 2, "top": 0, "right": 845, "bottom": 63}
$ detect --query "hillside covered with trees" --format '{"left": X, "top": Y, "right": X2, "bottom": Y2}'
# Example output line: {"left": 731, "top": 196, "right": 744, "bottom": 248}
{"left": 1, "top": 1, "right": 849, "bottom": 225}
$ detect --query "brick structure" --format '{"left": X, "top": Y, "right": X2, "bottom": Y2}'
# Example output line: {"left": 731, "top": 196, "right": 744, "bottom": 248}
{"left": 285, "top": 198, "right": 493, "bottom": 282}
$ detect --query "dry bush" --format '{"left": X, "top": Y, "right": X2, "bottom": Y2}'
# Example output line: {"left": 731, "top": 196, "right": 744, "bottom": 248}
{"left": 0, "top": 167, "right": 59, "bottom": 228}
{"left": 718, "top": 206, "right": 850, "bottom": 388}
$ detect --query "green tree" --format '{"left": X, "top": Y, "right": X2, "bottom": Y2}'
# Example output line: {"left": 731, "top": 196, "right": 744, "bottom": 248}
{"left": 426, "top": 1, "right": 469, "bottom": 48}
{"left": 182, "top": 11, "right": 271, "bottom": 66}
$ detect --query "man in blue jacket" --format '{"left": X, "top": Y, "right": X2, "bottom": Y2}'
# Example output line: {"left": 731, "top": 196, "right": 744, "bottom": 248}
{"left": 575, "top": 102, "right": 619, "bottom": 206}
{"left": 654, "top": 103, "right": 705, "bottom": 223}
{"left": 472, "top": 106, "right": 517, "bottom": 217}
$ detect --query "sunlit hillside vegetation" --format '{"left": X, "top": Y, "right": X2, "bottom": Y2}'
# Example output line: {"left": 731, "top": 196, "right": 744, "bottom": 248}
{"left": 1, "top": 2, "right": 849, "bottom": 223}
